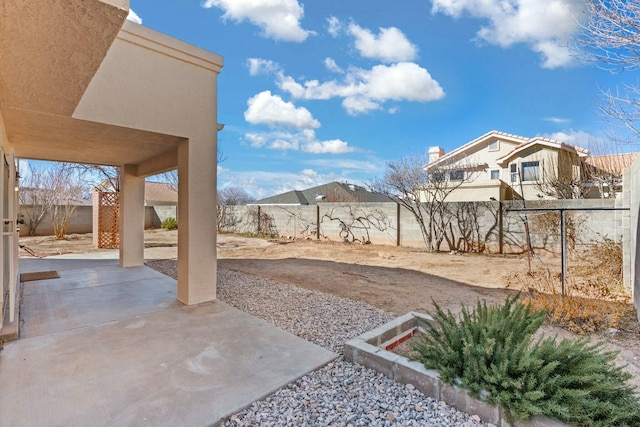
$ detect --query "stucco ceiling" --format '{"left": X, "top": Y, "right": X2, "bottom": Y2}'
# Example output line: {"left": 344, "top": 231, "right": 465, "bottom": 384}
{"left": 0, "top": 0, "right": 183, "bottom": 169}
{"left": 2, "top": 108, "right": 180, "bottom": 166}
{"left": 0, "top": 0, "right": 128, "bottom": 116}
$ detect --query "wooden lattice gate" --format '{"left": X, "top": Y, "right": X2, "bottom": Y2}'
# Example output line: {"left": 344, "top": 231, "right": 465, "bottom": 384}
{"left": 92, "top": 192, "right": 120, "bottom": 249}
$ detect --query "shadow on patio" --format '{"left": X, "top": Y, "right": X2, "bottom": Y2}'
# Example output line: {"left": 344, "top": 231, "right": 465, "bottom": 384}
{"left": 0, "top": 255, "right": 336, "bottom": 426}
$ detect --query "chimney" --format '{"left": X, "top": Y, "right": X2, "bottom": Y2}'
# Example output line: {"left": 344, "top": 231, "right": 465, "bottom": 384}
{"left": 428, "top": 146, "right": 445, "bottom": 163}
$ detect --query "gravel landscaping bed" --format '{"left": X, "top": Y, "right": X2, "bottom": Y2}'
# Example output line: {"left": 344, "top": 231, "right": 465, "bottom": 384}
{"left": 145, "top": 261, "right": 490, "bottom": 426}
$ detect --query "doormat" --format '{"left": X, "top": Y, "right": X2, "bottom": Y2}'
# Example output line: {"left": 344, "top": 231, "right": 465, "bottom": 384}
{"left": 20, "top": 271, "right": 59, "bottom": 282}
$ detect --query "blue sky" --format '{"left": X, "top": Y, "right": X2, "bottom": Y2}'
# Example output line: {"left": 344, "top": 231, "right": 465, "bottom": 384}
{"left": 127, "top": 0, "right": 637, "bottom": 199}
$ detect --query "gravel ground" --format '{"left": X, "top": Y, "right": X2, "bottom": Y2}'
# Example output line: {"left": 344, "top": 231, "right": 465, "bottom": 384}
{"left": 145, "top": 261, "right": 491, "bottom": 427}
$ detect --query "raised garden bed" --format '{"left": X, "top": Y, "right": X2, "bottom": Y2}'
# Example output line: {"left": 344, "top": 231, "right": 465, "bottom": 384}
{"left": 344, "top": 312, "right": 568, "bottom": 427}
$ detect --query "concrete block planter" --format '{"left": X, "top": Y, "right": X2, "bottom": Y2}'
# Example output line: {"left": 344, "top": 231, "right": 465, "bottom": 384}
{"left": 344, "top": 312, "right": 569, "bottom": 427}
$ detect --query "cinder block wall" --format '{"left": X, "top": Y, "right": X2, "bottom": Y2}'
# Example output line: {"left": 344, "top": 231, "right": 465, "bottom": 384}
{"left": 223, "top": 199, "right": 624, "bottom": 253}
{"left": 19, "top": 205, "right": 173, "bottom": 236}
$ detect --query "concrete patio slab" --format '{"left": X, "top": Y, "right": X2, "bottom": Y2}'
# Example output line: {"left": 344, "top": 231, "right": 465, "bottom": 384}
{"left": 0, "top": 257, "right": 337, "bottom": 427}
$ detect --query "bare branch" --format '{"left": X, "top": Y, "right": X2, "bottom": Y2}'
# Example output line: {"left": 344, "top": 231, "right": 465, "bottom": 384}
{"left": 576, "top": 0, "right": 640, "bottom": 72}
{"left": 370, "top": 152, "right": 479, "bottom": 251}
{"left": 576, "top": 0, "right": 640, "bottom": 140}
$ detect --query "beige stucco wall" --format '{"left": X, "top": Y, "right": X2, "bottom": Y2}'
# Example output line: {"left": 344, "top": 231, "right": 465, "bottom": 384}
{"left": 435, "top": 179, "right": 512, "bottom": 202}
{"left": 73, "top": 21, "right": 223, "bottom": 304}
{"left": 509, "top": 147, "right": 582, "bottom": 200}
{"left": 74, "top": 21, "right": 222, "bottom": 167}
{"left": 0, "top": 1, "right": 128, "bottom": 117}
{"left": 3, "top": 3, "right": 224, "bottom": 306}
{"left": 443, "top": 136, "right": 521, "bottom": 182}
{"left": 463, "top": 138, "right": 519, "bottom": 178}
{"left": 0, "top": 111, "right": 7, "bottom": 152}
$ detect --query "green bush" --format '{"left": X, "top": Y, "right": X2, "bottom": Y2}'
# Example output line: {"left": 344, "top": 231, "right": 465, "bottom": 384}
{"left": 412, "top": 296, "right": 640, "bottom": 426}
{"left": 161, "top": 217, "right": 178, "bottom": 231}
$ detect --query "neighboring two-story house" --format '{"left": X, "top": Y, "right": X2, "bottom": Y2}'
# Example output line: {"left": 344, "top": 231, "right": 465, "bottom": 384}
{"left": 424, "top": 130, "right": 591, "bottom": 201}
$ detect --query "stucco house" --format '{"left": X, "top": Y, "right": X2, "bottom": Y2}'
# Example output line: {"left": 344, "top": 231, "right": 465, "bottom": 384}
{"left": 1, "top": 0, "right": 222, "bottom": 334}
{"left": 424, "top": 130, "right": 592, "bottom": 201}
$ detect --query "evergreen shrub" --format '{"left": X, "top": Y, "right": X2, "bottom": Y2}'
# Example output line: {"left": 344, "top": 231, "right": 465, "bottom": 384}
{"left": 161, "top": 217, "right": 178, "bottom": 231}
{"left": 412, "top": 296, "right": 640, "bottom": 426}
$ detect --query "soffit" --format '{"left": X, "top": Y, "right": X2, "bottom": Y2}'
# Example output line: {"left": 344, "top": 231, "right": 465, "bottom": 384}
{"left": 0, "top": 0, "right": 128, "bottom": 116}
{"left": 2, "top": 108, "right": 181, "bottom": 166}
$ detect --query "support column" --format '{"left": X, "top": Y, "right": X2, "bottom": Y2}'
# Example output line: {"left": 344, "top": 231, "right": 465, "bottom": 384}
{"left": 119, "top": 164, "right": 145, "bottom": 267}
{"left": 177, "top": 133, "right": 217, "bottom": 305}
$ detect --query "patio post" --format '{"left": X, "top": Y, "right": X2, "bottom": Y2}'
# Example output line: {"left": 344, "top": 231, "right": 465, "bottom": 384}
{"left": 119, "top": 164, "right": 145, "bottom": 267}
{"left": 177, "top": 132, "right": 217, "bottom": 305}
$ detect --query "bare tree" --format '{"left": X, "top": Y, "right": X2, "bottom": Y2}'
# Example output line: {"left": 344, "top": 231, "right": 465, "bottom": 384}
{"left": 533, "top": 153, "right": 591, "bottom": 199}
{"left": 219, "top": 187, "right": 255, "bottom": 205}
{"left": 370, "top": 154, "right": 430, "bottom": 247}
{"left": 18, "top": 163, "right": 58, "bottom": 235}
{"left": 533, "top": 137, "right": 637, "bottom": 199}
{"left": 75, "top": 164, "right": 120, "bottom": 191}
{"left": 216, "top": 187, "right": 255, "bottom": 233}
{"left": 577, "top": 0, "right": 640, "bottom": 139}
{"left": 585, "top": 138, "right": 638, "bottom": 198}
{"left": 47, "top": 164, "right": 87, "bottom": 239}
{"left": 444, "top": 202, "right": 492, "bottom": 253}
{"left": 370, "top": 152, "right": 477, "bottom": 251}
{"left": 163, "top": 169, "right": 179, "bottom": 189}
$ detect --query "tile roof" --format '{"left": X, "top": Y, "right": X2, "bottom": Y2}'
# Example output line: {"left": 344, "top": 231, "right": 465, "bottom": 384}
{"left": 585, "top": 152, "right": 640, "bottom": 173}
{"left": 144, "top": 181, "right": 178, "bottom": 203}
{"left": 428, "top": 130, "right": 590, "bottom": 169}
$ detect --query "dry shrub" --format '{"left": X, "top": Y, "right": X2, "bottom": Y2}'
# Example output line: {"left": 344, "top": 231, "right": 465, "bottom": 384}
{"left": 572, "top": 237, "right": 626, "bottom": 300}
{"left": 510, "top": 238, "right": 635, "bottom": 334}
{"left": 524, "top": 291, "right": 633, "bottom": 334}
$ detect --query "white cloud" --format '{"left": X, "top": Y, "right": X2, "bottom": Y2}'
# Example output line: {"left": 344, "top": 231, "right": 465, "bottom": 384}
{"left": 348, "top": 24, "right": 418, "bottom": 63}
{"left": 126, "top": 9, "right": 142, "bottom": 24}
{"left": 431, "top": 0, "right": 583, "bottom": 68}
{"left": 270, "top": 138, "right": 300, "bottom": 151}
{"left": 247, "top": 58, "right": 281, "bottom": 76}
{"left": 327, "top": 16, "right": 342, "bottom": 37}
{"left": 277, "top": 62, "right": 445, "bottom": 115}
{"left": 245, "top": 132, "right": 269, "bottom": 147}
{"left": 305, "top": 139, "right": 353, "bottom": 154}
{"left": 533, "top": 40, "right": 574, "bottom": 69}
{"left": 546, "top": 129, "right": 595, "bottom": 146}
{"left": 305, "top": 158, "right": 383, "bottom": 172}
{"left": 243, "top": 129, "right": 356, "bottom": 154}
{"left": 218, "top": 168, "right": 339, "bottom": 199}
{"left": 544, "top": 116, "right": 571, "bottom": 124}
{"left": 342, "top": 97, "right": 382, "bottom": 115}
{"left": 324, "top": 58, "right": 344, "bottom": 74}
{"left": 244, "top": 91, "right": 320, "bottom": 129}
{"left": 202, "top": 0, "right": 312, "bottom": 42}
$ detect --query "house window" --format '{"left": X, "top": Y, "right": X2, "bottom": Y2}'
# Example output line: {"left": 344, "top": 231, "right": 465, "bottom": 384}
{"left": 490, "top": 169, "right": 500, "bottom": 180}
{"left": 510, "top": 164, "right": 518, "bottom": 183}
{"left": 430, "top": 171, "right": 445, "bottom": 182}
{"left": 521, "top": 161, "right": 540, "bottom": 181}
{"left": 488, "top": 140, "right": 500, "bottom": 151}
{"left": 449, "top": 170, "right": 464, "bottom": 181}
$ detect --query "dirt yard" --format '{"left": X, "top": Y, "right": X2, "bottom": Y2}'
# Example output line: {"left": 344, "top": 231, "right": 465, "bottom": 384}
{"left": 18, "top": 230, "right": 640, "bottom": 388}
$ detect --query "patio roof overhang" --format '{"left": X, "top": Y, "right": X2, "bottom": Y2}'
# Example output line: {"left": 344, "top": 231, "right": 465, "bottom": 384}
{"left": 0, "top": 0, "right": 175, "bottom": 168}
{"left": 1, "top": 108, "right": 182, "bottom": 168}
{"left": 0, "top": 0, "right": 216, "bottom": 173}
{"left": 1, "top": 0, "right": 224, "bottom": 306}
